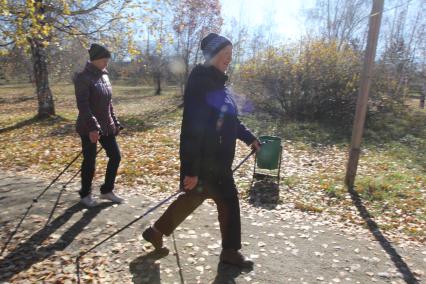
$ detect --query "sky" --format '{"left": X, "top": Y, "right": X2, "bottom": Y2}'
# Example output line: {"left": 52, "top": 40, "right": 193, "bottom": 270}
{"left": 220, "top": 0, "right": 316, "bottom": 40}
{"left": 220, "top": 0, "right": 425, "bottom": 47}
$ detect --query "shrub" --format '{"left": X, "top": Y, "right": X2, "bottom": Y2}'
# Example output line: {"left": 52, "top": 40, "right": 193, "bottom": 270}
{"left": 239, "top": 40, "right": 361, "bottom": 125}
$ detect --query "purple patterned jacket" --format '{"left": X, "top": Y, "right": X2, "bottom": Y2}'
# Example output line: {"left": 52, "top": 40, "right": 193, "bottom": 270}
{"left": 74, "top": 62, "right": 120, "bottom": 136}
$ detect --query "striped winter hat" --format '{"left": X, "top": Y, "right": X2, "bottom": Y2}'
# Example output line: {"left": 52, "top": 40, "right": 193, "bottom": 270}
{"left": 201, "top": 33, "right": 232, "bottom": 61}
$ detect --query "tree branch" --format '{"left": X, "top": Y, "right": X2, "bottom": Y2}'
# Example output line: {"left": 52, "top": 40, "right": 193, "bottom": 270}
{"left": 0, "top": 40, "right": 15, "bottom": 47}
{"left": 69, "top": 0, "right": 110, "bottom": 16}
{"left": 53, "top": 16, "right": 125, "bottom": 36}
{"left": 45, "top": 0, "right": 110, "bottom": 16}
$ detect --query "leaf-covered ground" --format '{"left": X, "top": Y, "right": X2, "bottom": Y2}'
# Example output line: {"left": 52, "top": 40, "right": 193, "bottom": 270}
{"left": 0, "top": 83, "right": 425, "bottom": 245}
{"left": 1, "top": 173, "right": 425, "bottom": 283}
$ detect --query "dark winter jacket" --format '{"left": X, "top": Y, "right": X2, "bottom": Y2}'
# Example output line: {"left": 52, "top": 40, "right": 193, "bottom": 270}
{"left": 180, "top": 64, "right": 256, "bottom": 184}
{"left": 74, "top": 62, "right": 120, "bottom": 136}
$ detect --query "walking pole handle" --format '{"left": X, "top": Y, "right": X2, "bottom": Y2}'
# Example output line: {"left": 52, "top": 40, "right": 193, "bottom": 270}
{"left": 231, "top": 139, "right": 272, "bottom": 173}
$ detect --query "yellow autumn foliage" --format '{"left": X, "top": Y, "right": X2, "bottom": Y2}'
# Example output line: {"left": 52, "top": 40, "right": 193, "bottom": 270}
{"left": 239, "top": 40, "right": 361, "bottom": 124}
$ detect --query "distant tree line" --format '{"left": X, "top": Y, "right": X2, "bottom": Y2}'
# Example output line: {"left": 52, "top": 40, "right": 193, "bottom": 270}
{"left": 0, "top": 0, "right": 424, "bottom": 119}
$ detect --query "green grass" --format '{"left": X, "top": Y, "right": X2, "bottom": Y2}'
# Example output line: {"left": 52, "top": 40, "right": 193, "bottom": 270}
{"left": 294, "top": 201, "right": 324, "bottom": 213}
{"left": 240, "top": 113, "right": 350, "bottom": 146}
{"left": 282, "top": 175, "right": 300, "bottom": 189}
{"left": 238, "top": 101, "right": 426, "bottom": 240}
{"left": 319, "top": 177, "right": 346, "bottom": 200}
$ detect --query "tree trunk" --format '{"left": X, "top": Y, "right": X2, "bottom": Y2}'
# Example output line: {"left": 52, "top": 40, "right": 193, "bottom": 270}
{"left": 182, "top": 27, "right": 192, "bottom": 91}
{"left": 155, "top": 73, "right": 162, "bottom": 95}
{"left": 421, "top": 82, "right": 425, "bottom": 109}
{"left": 0, "top": 65, "right": 4, "bottom": 84}
{"left": 30, "top": 39, "right": 55, "bottom": 118}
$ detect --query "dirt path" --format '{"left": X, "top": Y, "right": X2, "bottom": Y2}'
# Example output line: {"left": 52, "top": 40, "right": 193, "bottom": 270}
{"left": 0, "top": 172, "right": 424, "bottom": 283}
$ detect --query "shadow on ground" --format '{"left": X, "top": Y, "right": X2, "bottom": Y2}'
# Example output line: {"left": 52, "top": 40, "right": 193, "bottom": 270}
{"left": 211, "top": 262, "right": 252, "bottom": 284}
{"left": 119, "top": 104, "right": 181, "bottom": 132}
{"left": 349, "top": 186, "right": 420, "bottom": 284}
{"left": 0, "top": 95, "right": 35, "bottom": 104}
{"left": 0, "top": 115, "right": 71, "bottom": 134}
{"left": 0, "top": 116, "right": 39, "bottom": 134}
{"left": 129, "top": 248, "right": 170, "bottom": 284}
{"left": 0, "top": 202, "right": 112, "bottom": 282}
{"left": 248, "top": 177, "right": 280, "bottom": 210}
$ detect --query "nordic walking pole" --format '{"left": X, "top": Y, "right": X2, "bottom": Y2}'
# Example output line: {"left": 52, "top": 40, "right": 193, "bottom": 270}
{"left": 77, "top": 191, "right": 181, "bottom": 259}
{"left": 77, "top": 148, "right": 259, "bottom": 259}
{"left": 34, "top": 146, "right": 104, "bottom": 202}
{"left": 32, "top": 151, "right": 83, "bottom": 203}
{"left": 232, "top": 148, "right": 256, "bottom": 173}
{"left": 45, "top": 147, "right": 103, "bottom": 225}
{"left": 1, "top": 147, "right": 103, "bottom": 256}
{"left": 60, "top": 147, "right": 104, "bottom": 190}
{"left": 1, "top": 149, "right": 84, "bottom": 255}
{"left": 232, "top": 140, "right": 269, "bottom": 173}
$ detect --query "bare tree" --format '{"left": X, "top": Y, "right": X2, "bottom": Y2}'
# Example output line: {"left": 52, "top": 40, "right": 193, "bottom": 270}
{"left": 172, "top": 0, "right": 223, "bottom": 94}
{"left": 222, "top": 17, "right": 249, "bottom": 77}
{"left": 304, "top": 0, "right": 370, "bottom": 49}
{"left": 379, "top": 0, "right": 426, "bottom": 99}
{"left": 142, "top": 2, "right": 172, "bottom": 95}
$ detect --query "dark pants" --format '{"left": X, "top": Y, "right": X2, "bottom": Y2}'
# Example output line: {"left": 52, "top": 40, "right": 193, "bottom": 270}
{"left": 79, "top": 134, "right": 121, "bottom": 198}
{"left": 154, "top": 180, "right": 242, "bottom": 250}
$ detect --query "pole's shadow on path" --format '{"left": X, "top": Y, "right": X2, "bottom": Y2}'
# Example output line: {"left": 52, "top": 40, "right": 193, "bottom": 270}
{"left": 0, "top": 202, "right": 112, "bottom": 282}
{"left": 348, "top": 186, "right": 419, "bottom": 284}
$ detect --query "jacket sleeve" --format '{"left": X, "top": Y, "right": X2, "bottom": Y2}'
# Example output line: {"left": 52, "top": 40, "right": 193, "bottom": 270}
{"left": 110, "top": 103, "right": 121, "bottom": 128}
{"left": 180, "top": 79, "right": 212, "bottom": 177}
{"left": 237, "top": 118, "right": 256, "bottom": 145}
{"left": 74, "top": 74, "right": 100, "bottom": 132}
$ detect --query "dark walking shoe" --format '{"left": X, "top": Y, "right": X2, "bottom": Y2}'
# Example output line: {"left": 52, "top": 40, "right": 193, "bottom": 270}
{"left": 220, "top": 249, "right": 254, "bottom": 269}
{"left": 142, "top": 227, "right": 163, "bottom": 250}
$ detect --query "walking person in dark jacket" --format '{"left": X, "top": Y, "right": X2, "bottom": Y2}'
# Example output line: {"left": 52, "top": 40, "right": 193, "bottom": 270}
{"left": 142, "top": 33, "right": 260, "bottom": 268}
{"left": 74, "top": 43, "right": 124, "bottom": 207}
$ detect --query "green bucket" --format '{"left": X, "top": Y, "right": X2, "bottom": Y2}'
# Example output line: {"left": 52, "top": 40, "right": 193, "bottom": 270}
{"left": 257, "top": 136, "right": 282, "bottom": 170}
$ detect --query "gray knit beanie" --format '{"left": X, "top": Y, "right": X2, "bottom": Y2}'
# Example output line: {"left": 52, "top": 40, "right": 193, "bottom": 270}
{"left": 201, "top": 33, "right": 232, "bottom": 61}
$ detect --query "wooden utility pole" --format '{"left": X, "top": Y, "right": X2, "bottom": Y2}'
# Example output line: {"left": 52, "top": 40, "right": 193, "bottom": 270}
{"left": 421, "top": 66, "right": 425, "bottom": 109}
{"left": 345, "top": 0, "right": 384, "bottom": 188}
